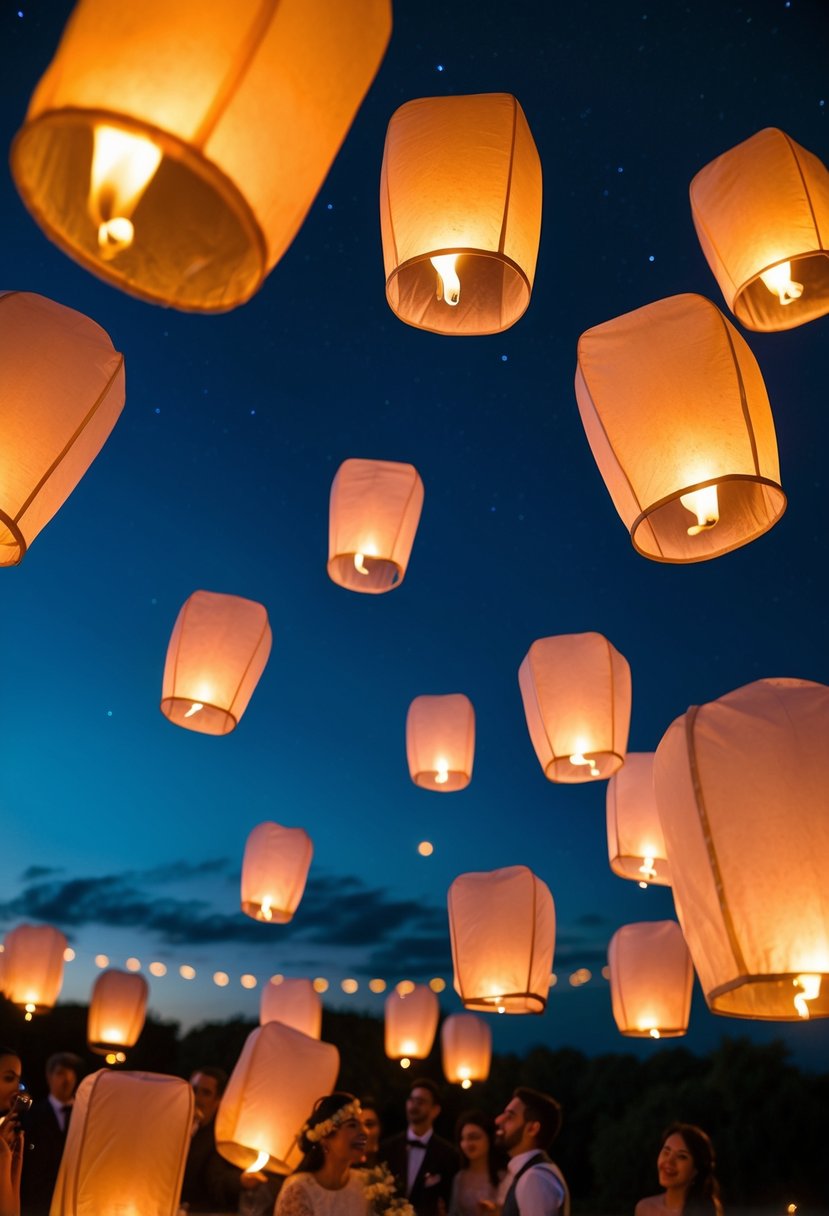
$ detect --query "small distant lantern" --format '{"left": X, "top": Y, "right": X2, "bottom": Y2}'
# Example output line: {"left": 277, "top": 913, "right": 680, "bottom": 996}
{"left": 216, "top": 1021, "right": 339, "bottom": 1174}
{"left": 448, "top": 865, "right": 555, "bottom": 1013}
{"left": 384, "top": 984, "right": 439, "bottom": 1063}
{"left": 327, "top": 458, "right": 424, "bottom": 593}
{"left": 654, "top": 677, "right": 829, "bottom": 1020}
{"left": 2, "top": 924, "right": 67, "bottom": 1017}
{"left": 406, "top": 694, "right": 475, "bottom": 792}
{"left": 51, "top": 1070, "right": 193, "bottom": 1216}
{"left": 87, "top": 970, "right": 149, "bottom": 1056}
{"left": 259, "top": 978, "right": 322, "bottom": 1039}
{"left": 11, "top": 0, "right": 391, "bottom": 312}
{"left": 380, "top": 93, "right": 542, "bottom": 335}
{"left": 606, "top": 753, "right": 670, "bottom": 887}
{"left": 690, "top": 128, "right": 829, "bottom": 332}
{"left": 161, "top": 590, "right": 272, "bottom": 735}
{"left": 241, "top": 822, "right": 313, "bottom": 924}
{"left": 519, "top": 632, "right": 631, "bottom": 783}
{"left": 608, "top": 921, "right": 693, "bottom": 1038}
{"left": 441, "top": 1012, "right": 492, "bottom": 1087}
{"left": 576, "top": 293, "right": 786, "bottom": 563}
{"left": 0, "top": 291, "right": 125, "bottom": 566}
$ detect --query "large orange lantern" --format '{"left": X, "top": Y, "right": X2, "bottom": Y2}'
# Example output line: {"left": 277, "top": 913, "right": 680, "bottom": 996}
{"left": 0, "top": 291, "right": 124, "bottom": 566}
{"left": 406, "top": 694, "right": 475, "bottom": 792}
{"left": 606, "top": 753, "right": 670, "bottom": 887}
{"left": 690, "top": 128, "right": 829, "bottom": 331}
{"left": 87, "top": 970, "right": 149, "bottom": 1055}
{"left": 241, "top": 821, "right": 313, "bottom": 924}
{"left": 11, "top": 0, "right": 391, "bottom": 312}
{"left": 440, "top": 1012, "right": 492, "bottom": 1087}
{"left": 260, "top": 978, "right": 322, "bottom": 1039}
{"left": 51, "top": 1070, "right": 193, "bottom": 1216}
{"left": 576, "top": 293, "right": 786, "bottom": 563}
{"left": 2, "top": 924, "right": 66, "bottom": 1016}
{"left": 608, "top": 921, "right": 693, "bottom": 1039}
{"left": 384, "top": 985, "right": 439, "bottom": 1063}
{"left": 654, "top": 677, "right": 829, "bottom": 1020}
{"left": 161, "top": 590, "right": 272, "bottom": 735}
{"left": 380, "top": 93, "right": 542, "bottom": 335}
{"left": 448, "top": 865, "right": 555, "bottom": 1013}
{"left": 327, "top": 458, "right": 424, "bottom": 593}
{"left": 519, "top": 632, "right": 631, "bottom": 783}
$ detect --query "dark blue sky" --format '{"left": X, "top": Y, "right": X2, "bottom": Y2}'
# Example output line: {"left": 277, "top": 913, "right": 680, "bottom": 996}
{"left": 1, "top": 0, "right": 828, "bottom": 1071}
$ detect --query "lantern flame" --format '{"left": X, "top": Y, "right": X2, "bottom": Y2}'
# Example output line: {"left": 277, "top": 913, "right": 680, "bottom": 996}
{"left": 679, "top": 485, "right": 720, "bottom": 536}
{"left": 649, "top": 1027, "right": 661, "bottom": 1039}
{"left": 760, "top": 261, "right": 804, "bottom": 306}
{"left": 570, "top": 752, "right": 600, "bottom": 777}
{"left": 461, "top": 1078, "right": 472, "bottom": 1089}
{"left": 793, "top": 973, "right": 821, "bottom": 1019}
{"left": 260, "top": 897, "right": 273, "bottom": 922}
{"left": 90, "top": 125, "right": 162, "bottom": 258}
{"left": 638, "top": 856, "right": 657, "bottom": 886}
{"left": 354, "top": 553, "right": 370, "bottom": 575}
{"left": 435, "top": 760, "right": 449, "bottom": 785}
{"left": 431, "top": 254, "right": 461, "bottom": 306}
{"left": 400, "top": 1057, "right": 411, "bottom": 1069}
{"left": 244, "top": 1150, "right": 269, "bottom": 1175}
{"left": 184, "top": 701, "right": 204, "bottom": 718}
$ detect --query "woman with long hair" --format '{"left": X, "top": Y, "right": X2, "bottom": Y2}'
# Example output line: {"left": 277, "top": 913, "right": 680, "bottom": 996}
{"left": 448, "top": 1110, "right": 506, "bottom": 1216}
{"left": 275, "top": 1092, "right": 370, "bottom": 1216}
{"left": 635, "top": 1123, "right": 723, "bottom": 1216}
{"left": 0, "top": 1048, "right": 24, "bottom": 1216}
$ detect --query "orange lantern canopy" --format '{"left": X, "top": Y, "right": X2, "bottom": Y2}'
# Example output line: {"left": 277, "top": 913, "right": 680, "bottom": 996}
{"left": 241, "top": 821, "right": 313, "bottom": 924}
{"left": 2, "top": 924, "right": 66, "bottom": 1016}
{"left": 87, "top": 970, "right": 149, "bottom": 1055}
{"left": 406, "top": 694, "right": 475, "bottom": 792}
{"left": 608, "top": 921, "right": 693, "bottom": 1039}
{"left": 519, "top": 632, "right": 631, "bottom": 783}
{"left": 440, "top": 1012, "right": 492, "bottom": 1087}
{"left": 161, "top": 590, "right": 272, "bottom": 735}
{"left": 328, "top": 458, "right": 424, "bottom": 593}
{"left": 690, "top": 128, "right": 829, "bottom": 332}
{"left": 448, "top": 865, "right": 555, "bottom": 1013}
{"left": 51, "top": 1070, "right": 193, "bottom": 1216}
{"left": 0, "top": 291, "right": 125, "bottom": 567}
{"left": 384, "top": 984, "right": 439, "bottom": 1062}
{"left": 11, "top": 0, "right": 391, "bottom": 313}
{"left": 654, "top": 677, "right": 829, "bottom": 1020}
{"left": 380, "top": 93, "right": 542, "bottom": 335}
{"left": 259, "top": 978, "right": 322, "bottom": 1039}
{"left": 576, "top": 293, "right": 786, "bottom": 563}
{"left": 216, "top": 1021, "right": 339, "bottom": 1174}
{"left": 606, "top": 752, "right": 670, "bottom": 887}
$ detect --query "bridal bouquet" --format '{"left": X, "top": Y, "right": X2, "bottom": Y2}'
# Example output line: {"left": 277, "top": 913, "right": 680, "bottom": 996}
{"left": 362, "top": 1164, "right": 415, "bottom": 1216}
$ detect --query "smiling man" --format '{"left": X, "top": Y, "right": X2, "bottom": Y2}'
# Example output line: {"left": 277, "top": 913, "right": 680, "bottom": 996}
{"left": 494, "top": 1088, "right": 570, "bottom": 1216}
{"left": 380, "top": 1078, "right": 459, "bottom": 1216}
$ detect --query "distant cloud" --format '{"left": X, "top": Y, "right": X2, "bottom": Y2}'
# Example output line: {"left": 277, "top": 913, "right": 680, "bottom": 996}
{"left": 20, "top": 864, "right": 63, "bottom": 881}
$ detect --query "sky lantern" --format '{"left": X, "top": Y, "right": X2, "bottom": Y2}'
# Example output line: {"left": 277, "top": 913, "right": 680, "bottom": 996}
{"left": 406, "top": 693, "right": 475, "bottom": 792}
{"left": 161, "top": 590, "right": 272, "bottom": 735}
{"left": 606, "top": 752, "right": 670, "bottom": 888}
{"left": 384, "top": 984, "right": 439, "bottom": 1065}
{"left": 87, "top": 970, "right": 149, "bottom": 1056}
{"left": 0, "top": 291, "right": 125, "bottom": 567}
{"left": 241, "top": 822, "right": 313, "bottom": 924}
{"left": 51, "top": 1070, "right": 193, "bottom": 1216}
{"left": 690, "top": 128, "right": 829, "bottom": 332}
{"left": 259, "top": 977, "right": 322, "bottom": 1039}
{"left": 380, "top": 93, "right": 542, "bottom": 336}
{"left": 10, "top": 0, "right": 391, "bottom": 312}
{"left": 654, "top": 677, "right": 829, "bottom": 1021}
{"left": 2, "top": 924, "right": 67, "bottom": 1018}
{"left": 216, "top": 1021, "right": 339, "bottom": 1174}
{"left": 327, "top": 458, "right": 424, "bottom": 593}
{"left": 607, "top": 921, "right": 693, "bottom": 1039}
{"left": 440, "top": 1012, "right": 492, "bottom": 1088}
{"left": 576, "top": 293, "right": 786, "bottom": 563}
{"left": 519, "top": 632, "right": 631, "bottom": 783}
{"left": 448, "top": 865, "right": 555, "bottom": 1013}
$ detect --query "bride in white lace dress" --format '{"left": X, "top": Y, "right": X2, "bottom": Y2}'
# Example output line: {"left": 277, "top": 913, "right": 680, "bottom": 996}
{"left": 275, "top": 1093, "right": 371, "bottom": 1216}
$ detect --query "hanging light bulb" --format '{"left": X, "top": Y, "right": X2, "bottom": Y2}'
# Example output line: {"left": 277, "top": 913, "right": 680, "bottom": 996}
{"left": 431, "top": 254, "right": 461, "bottom": 306}
{"left": 793, "top": 974, "right": 821, "bottom": 1019}
{"left": 679, "top": 485, "right": 720, "bottom": 535}
{"left": 89, "top": 125, "right": 162, "bottom": 258}
{"left": 570, "top": 752, "right": 600, "bottom": 777}
{"left": 760, "top": 261, "right": 804, "bottom": 307}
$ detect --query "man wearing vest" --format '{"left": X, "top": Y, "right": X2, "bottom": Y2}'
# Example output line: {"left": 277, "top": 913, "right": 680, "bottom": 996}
{"left": 495, "top": 1087, "right": 570, "bottom": 1216}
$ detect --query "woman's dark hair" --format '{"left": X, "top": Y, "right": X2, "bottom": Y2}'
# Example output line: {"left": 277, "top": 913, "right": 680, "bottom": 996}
{"left": 660, "top": 1122, "right": 723, "bottom": 1216}
{"left": 294, "top": 1091, "right": 360, "bottom": 1174}
{"left": 455, "top": 1109, "right": 503, "bottom": 1188}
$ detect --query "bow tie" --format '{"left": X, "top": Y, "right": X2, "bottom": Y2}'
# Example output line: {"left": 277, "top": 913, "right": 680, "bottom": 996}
{"left": 407, "top": 1138, "right": 428, "bottom": 1149}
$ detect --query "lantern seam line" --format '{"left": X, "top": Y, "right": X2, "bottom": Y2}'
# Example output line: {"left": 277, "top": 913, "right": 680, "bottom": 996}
{"left": 606, "top": 636, "right": 616, "bottom": 761}
{"left": 526, "top": 872, "right": 537, "bottom": 1006}
{"left": 689, "top": 182, "right": 739, "bottom": 297}
{"left": 227, "top": 614, "right": 271, "bottom": 723}
{"left": 382, "top": 151, "right": 400, "bottom": 275}
{"left": 385, "top": 472, "right": 423, "bottom": 582}
{"left": 611, "top": 938, "right": 631, "bottom": 1032}
{"left": 167, "top": 595, "right": 193, "bottom": 728}
{"left": 715, "top": 307, "right": 760, "bottom": 476}
{"left": 498, "top": 96, "right": 519, "bottom": 259}
{"left": 780, "top": 130, "right": 823, "bottom": 249}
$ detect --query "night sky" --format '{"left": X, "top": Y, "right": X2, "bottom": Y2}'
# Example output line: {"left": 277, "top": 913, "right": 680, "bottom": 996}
{"left": 1, "top": 0, "right": 828, "bottom": 1072}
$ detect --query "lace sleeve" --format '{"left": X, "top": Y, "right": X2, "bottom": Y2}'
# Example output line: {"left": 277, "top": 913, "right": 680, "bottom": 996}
{"left": 276, "top": 1176, "right": 316, "bottom": 1216}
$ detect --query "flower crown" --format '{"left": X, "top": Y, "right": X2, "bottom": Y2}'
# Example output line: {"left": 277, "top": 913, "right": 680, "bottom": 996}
{"left": 301, "top": 1099, "right": 363, "bottom": 1143}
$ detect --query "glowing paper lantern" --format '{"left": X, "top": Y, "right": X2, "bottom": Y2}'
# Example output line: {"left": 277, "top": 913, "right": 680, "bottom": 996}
{"left": 11, "top": 0, "right": 391, "bottom": 312}
{"left": 51, "top": 1070, "right": 193, "bottom": 1216}
{"left": 0, "top": 291, "right": 125, "bottom": 566}
{"left": 608, "top": 921, "right": 693, "bottom": 1038}
{"left": 161, "top": 590, "right": 272, "bottom": 735}
{"left": 519, "top": 632, "right": 631, "bottom": 783}
{"left": 328, "top": 458, "right": 424, "bottom": 593}
{"left": 654, "top": 677, "right": 829, "bottom": 1020}
{"left": 690, "top": 128, "right": 829, "bottom": 331}
{"left": 216, "top": 1021, "right": 339, "bottom": 1174}
{"left": 384, "top": 984, "right": 439, "bottom": 1062}
{"left": 2, "top": 924, "right": 66, "bottom": 1015}
{"left": 440, "top": 1012, "right": 492, "bottom": 1086}
{"left": 576, "top": 293, "right": 786, "bottom": 563}
{"left": 259, "top": 978, "right": 322, "bottom": 1039}
{"left": 87, "top": 970, "right": 149, "bottom": 1055}
{"left": 380, "top": 93, "right": 542, "bottom": 335}
{"left": 448, "top": 865, "right": 555, "bottom": 1013}
{"left": 406, "top": 693, "right": 475, "bottom": 792}
{"left": 606, "top": 753, "right": 670, "bottom": 887}
{"left": 241, "top": 821, "right": 313, "bottom": 923}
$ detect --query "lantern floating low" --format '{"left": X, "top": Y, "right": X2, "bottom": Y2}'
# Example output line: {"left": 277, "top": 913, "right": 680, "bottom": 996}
{"left": 406, "top": 693, "right": 475, "bottom": 792}
{"left": 260, "top": 977, "right": 322, "bottom": 1039}
{"left": 608, "top": 921, "right": 693, "bottom": 1039}
{"left": 2, "top": 924, "right": 67, "bottom": 1018}
{"left": 441, "top": 1012, "right": 492, "bottom": 1087}
{"left": 384, "top": 984, "right": 439, "bottom": 1065}
{"left": 606, "top": 753, "right": 670, "bottom": 887}
{"left": 87, "top": 970, "right": 149, "bottom": 1056}
{"left": 241, "top": 822, "right": 313, "bottom": 924}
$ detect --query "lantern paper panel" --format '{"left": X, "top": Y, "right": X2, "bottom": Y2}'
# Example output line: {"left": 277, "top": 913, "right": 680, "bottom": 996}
{"left": 608, "top": 921, "right": 693, "bottom": 1038}
{"left": 381, "top": 93, "right": 542, "bottom": 335}
{"left": 0, "top": 291, "right": 125, "bottom": 567}
{"left": 161, "top": 590, "right": 272, "bottom": 735}
{"left": 406, "top": 694, "right": 475, "bottom": 792}
{"left": 654, "top": 677, "right": 829, "bottom": 1020}
{"left": 519, "top": 632, "right": 631, "bottom": 783}
{"left": 260, "top": 978, "right": 322, "bottom": 1039}
{"left": 576, "top": 293, "right": 786, "bottom": 563}
{"left": 328, "top": 458, "right": 424, "bottom": 593}
{"left": 87, "top": 970, "right": 149, "bottom": 1054}
{"left": 51, "top": 1070, "right": 193, "bottom": 1216}
{"left": 606, "top": 752, "right": 670, "bottom": 886}
{"left": 241, "top": 822, "right": 313, "bottom": 924}
{"left": 216, "top": 1021, "right": 339, "bottom": 1174}
{"left": 441, "top": 1012, "right": 492, "bottom": 1085}
{"left": 11, "top": 0, "right": 391, "bottom": 312}
{"left": 384, "top": 985, "right": 439, "bottom": 1060}
{"left": 448, "top": 865, "right": 555, "bottom": 1013}
{"left": 2, "top": 923, "right": 66, "bottom": 1014}
{"left": 690, "top": 128, "right": 829, "bottom": 332}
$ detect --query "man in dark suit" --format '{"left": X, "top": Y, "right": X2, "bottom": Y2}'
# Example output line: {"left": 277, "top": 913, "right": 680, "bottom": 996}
{"left": 181, "top": 1066, "right": 267, "bottom": 1213}
{"left": 380, "top": 1078, "right": 459, "bottom": 1216}
{"left": 20, "top": 1051, "right": 83, "bottom": 1216}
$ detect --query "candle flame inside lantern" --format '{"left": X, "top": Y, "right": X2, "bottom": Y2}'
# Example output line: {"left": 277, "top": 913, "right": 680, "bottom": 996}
{"left": 354, "top": 553, "right": 369, "bottom": 575}
{"left": 184, "top": 702, "right": 204, "bottom": 718}
{"left": 260, "top": 897, "right": 273, "bottom": 922}
{"left": 638, "top": 856, "right": 657, "bottom": 888}
{"left": 90, "top": 125, "right": 162, "bottom": 258}
{"left": 244, "top": 1150, "right": 269, "bottom": 1175}
{"left": 570, "top": 752, "right": 600, "bottom": 777}
{"left": 649, "top": 1027, "right": 661, "bottom": 1039}
{"left": 431, "top": 254, "right": 461, "bottom": 306}
{"left": 434, "top": 759, "right": 449, "bottom": 785}
{"left": 679, "top": 485, "right": 720, "bottom": 536}
{"left": 793, "top": 973, "right": 821, "bottom": 1019}
{"left": 760, "top": 261, "right": 804, "bottom": 306}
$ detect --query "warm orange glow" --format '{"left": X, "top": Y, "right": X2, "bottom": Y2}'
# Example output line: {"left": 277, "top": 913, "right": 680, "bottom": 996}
{"left": 244, "top": 1151, "right": 270, "bottom": 1176}
{"left": 385, "top": 985, "right": 439, "bottom": 1061}
{"left": 608, "top": 922, "right": 693, "bottom": 1039}
{"left": 793, "top": 974, "right": 821, "bottom": 1019}
{"left": 369, "top": 978, "right": 387, "bottom": 994}
{"left": 341, "top": 978, "right": 359, "bottom": 994}
{"left": 260, "top": 978, "right": 322, "bottom": 1038}
{"left": 63, "top": 948, "right": 76, "bottom": 962}
{"left": 760, "top": 261, "right": 803, "bottom": 306}
{"left": 125, "top": 957, "right": 141, "bottom": 972}
{"left": 396, "top": 980, "right": 415, "bottom": 996}
{"left": 328, "top": 459, "right": 424, "bottom": 594}
{"left": 240, "top": 974, "right": 257, "bottom": 990}
{"left": 3, "top": 924, "right": 67, "bottom": 1014}
{"left": 441, "top": 1013, "right": 492, "bottom": 1086}
{"left": 214, "top": 972, "right": 230, "bottom": 987}
{"left": 606, "top": 753, "right": 671, "bottom": 888}
{"left": 88, "top": 969, "right": 149, "bottom": 1054}
{"left": 430, "top": 254, "right": 461, "bottom": 306}
{"left": 89, "top": 124, "right": 161, "bottom": 257}
{"left": 241, "top": 822, "right": 313, "bottom": 924}
{"left": 418, "top": 841, "right": 434, "bottom": 857}
{"left": 429, "top": 977, "right": 446, "bottom": 993}
{"left": 407, "top": 694, "right": 475, "bottom": 792}
{"left": 312, "top": 978, "right": 329, "bottom": 993}
{"left": 179, "top": 965, "right": 196, "bottom": 980}
{"left": 679, "top": 485, "right": 720, "bottom": 536}
{"left": 149, "top": 962, "right": 167, "bottom": 977}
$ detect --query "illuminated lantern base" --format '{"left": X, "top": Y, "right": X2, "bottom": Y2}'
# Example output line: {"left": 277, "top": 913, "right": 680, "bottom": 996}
{"left": 387, "top": 248, "right": 531, "bottom": 337}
